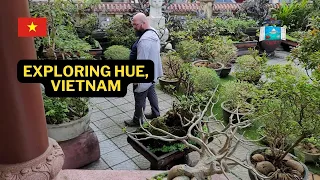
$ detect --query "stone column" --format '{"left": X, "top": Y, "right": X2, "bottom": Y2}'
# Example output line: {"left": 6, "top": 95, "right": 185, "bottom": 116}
{"left": 0, "top": 0, "right": 64, "bottom": 179}
{"left": 199, "top": 0, "right": 214, "bottom": 19}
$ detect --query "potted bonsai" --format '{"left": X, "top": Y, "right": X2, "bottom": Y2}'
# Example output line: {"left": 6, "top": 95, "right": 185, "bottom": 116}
{"left": 192, "top": 36, "right": 224, "bottom": 75}
{"left": 29, "top": 0, "right": 100, "bottom": 60}
{"left": 159, "top": 51, "right": 184, "bottom": 91}
{"left": 209, "top": 36, "right": 238, "bottom": 78}
{"left": 219, "top": 80, "right": 258, "bottom": 123}
{"left": 233, "top": 49, "right": 268, "bottom": 84}
{"left": 103, "top": 45, "right": 130, "bottom": 60}
{"left": 175, "top": 39, "right": 202, "bottom": 62}
{"left": 126, "top": 90, "right": 214, "bottom": 170}
{"left": 294, "top": 137, "right": 320, "bottom": 164}
{"left": 43, "top": 94, "right": 92, "bottom": 142}
{"left": 247, "top": 63, "right": 320, "bottom": 180}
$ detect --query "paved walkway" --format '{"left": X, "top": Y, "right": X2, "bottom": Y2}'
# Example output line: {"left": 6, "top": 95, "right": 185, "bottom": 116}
{"left": 81, "top": 50, "right": 317, "bottom": 179}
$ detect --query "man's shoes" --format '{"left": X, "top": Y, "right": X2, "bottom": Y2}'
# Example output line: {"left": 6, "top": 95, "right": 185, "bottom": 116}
{"left": 144, "top": 113, "right": 159, "bottom": 120}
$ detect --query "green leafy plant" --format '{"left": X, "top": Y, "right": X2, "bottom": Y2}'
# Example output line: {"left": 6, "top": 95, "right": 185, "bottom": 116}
{"left": 29, "top": 0, "right": 100, "bottom": 59}
{"left": 288, "top": 17, "right": 320, "bottom": 82}
{"left": 161, "top": 51, "right": 184, "bottom": 80}
{"left": 104, "top": 45, "right": 130, "bottom": 60}
{"left": 43, "top": 94, "right": 89, "bottom": 125}
{"left": 175, "top": 39, "right": 201, "bottom": 61}
{"left": 219, "top": 80, "right": 258, "bottom": 114}
{"left": 271, "top": 0, "right": 316, "bottom": 32}
{"left": 189, "top": 66, "right": 220, "bottom": 93}
{"left": 233, "top": 49, "right": 268, "bottom": 83}
{"left": 251, "top": 63, "right": 320, "bottom": 178}
{"left": 103, "top": 17, "right": 137, "bottom": 49}
{"left": 213, "top": 16, "right": 257, "bottom": 41}
{"left": 205, "top": 36, "right": 238, "bottom": 66}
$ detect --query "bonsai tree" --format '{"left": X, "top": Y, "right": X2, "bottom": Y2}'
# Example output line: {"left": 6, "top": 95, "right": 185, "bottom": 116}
{"left": 29, "top": 0, "right": 100, "bottom": 59}
{"left": 288, "top": 16, "right": 320, "bottom": 82}
{"left": 159, "top": 51, "right": 184, "bottom": 92}
{"left": 178, "top": 63, "right": 220, "bottom": 96}
{"left": 219, "top": 80, "right": 258, "bottom": 123}
{"left": 175, "top": 39, "right": 202, "bottom": 62}
{"left": 249, "top": 63, "right": 320, "bottom": 179}
{"left": 102, "top": 17, "right": 137, "bottom": 49}
{"left": 126, "top": 88, "right": 269, "bottom": 180}
{"left": 209, "top": 36, "right": 238, "bottom": 68}
{"left": 193, "top": 36, "right": 237, "bottom": 77}
{"left": 161, "top": 51, "right": 184, "bottom": 81}
{"left": 104, "top": 45, "right": 130, "bottom": 60}
{"left": 233, "top": 49, "right": 268, "bottom": 83}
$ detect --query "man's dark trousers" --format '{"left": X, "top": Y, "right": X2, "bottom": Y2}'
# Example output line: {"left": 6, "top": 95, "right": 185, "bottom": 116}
{"left": 133, "top": 83, "right": 160, "bottom": 123}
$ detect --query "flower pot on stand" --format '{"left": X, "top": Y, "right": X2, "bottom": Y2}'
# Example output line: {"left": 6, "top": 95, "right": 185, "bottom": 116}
{"left": 259, "top": 40, "right": 282, "bottom": 56}
{"left": 47, "top": 110, "right": 100, "bottom": 169}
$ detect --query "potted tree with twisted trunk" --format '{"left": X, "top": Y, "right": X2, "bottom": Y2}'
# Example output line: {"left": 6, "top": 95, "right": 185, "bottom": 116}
{"left": 127, "top": 87, "right": 274, "bottom": 180}
{"left": 246, "top": 63, "right": 320, "bottom": 180}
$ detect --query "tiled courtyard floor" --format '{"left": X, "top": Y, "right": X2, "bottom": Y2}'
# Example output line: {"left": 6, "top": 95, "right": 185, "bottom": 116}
{"left": 81, "top": 50, "right": 318, "bottom": 179}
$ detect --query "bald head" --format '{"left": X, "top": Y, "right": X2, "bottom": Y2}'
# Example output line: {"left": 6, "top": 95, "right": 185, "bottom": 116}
{"left": 132, "top": 12, "right": 150, "bottom": 32}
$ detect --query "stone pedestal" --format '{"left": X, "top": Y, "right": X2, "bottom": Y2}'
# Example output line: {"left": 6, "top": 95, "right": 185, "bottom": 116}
{"left": 59, "top": 128, "right": 100, "bottom": 169}
{"left": 0, "top": 138, "right": 64, "bottom": 180}
{"left": 0, "top": 0, "right": 65, "bottom": 179}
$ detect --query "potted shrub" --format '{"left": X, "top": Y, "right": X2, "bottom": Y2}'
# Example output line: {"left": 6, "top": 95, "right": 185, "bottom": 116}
{"left": 178, "top": 63, "right": 221, "bottom": 96}
{"left": 209, "top": 36, "right": 238, "bottom": 78}
{"left": 233, "top": 49, "right": 268, "bottom": 84}
{"left": 246, "top": 63, "right": 320, "bottom": 180}
{"left": 103, "top": 45, "right": 130, "bottom": 60}
{"left": 294, "top": 137, "right": 320, "bottom": 164}
{"left": 192, "top": 36, "right": 224, "bottom": 75}
{"left": 29, "top": 0, "right": 100, "bottom": 60}
{"left": 175, "top": 39, "right": 202, "bottom": 62}
{"left": 43, "top": 95, "right": 91, "bottom": 142}
{"left": 159, "top": 51, "right": 184, "bottom": 91}
{"left": 219, "top": 80, "right": 258, "bottom": 123}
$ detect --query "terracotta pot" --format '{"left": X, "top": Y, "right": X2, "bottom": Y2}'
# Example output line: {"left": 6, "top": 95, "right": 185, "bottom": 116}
{"left": 192, "top": 60, "right": 224, "bottom": 76}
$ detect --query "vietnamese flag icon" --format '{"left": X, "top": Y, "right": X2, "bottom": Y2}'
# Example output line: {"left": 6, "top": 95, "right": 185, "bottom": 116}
{"left": 18, "top": 17, "right": 47, "bottom": 37}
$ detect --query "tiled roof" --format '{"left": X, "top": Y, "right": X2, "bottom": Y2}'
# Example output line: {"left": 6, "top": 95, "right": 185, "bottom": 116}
{"left": 32, "top": 1, "right": 280, "bottom": 14}
{"left": 95, "top": 2, "right": 280, "bottom": 14}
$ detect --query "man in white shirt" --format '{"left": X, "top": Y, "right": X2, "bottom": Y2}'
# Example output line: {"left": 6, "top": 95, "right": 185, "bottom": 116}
{"left": 124, "top": 13, "right": 164, "bottom": 127}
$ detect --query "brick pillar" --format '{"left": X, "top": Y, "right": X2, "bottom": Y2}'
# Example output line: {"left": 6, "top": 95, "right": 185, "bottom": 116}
{"left": 0, "top": 0, "right": 64, "bottom": 179}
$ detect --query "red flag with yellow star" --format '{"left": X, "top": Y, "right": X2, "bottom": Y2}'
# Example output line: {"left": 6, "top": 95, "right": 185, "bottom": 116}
{"left": 18, "top": 17, "right": 47, "bottom": 37}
